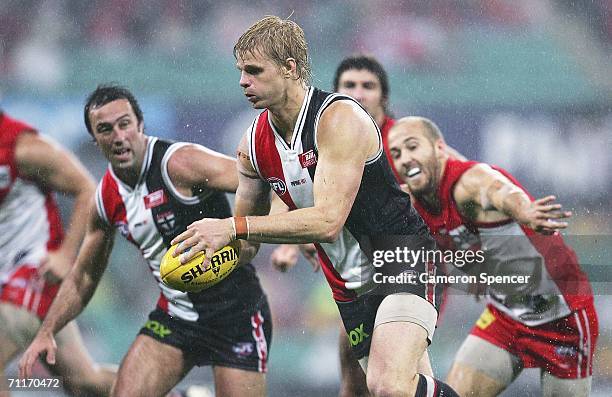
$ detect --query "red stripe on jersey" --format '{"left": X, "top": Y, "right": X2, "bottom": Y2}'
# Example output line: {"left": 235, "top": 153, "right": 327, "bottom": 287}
{"left": 251, "top": 310, "right": 268, "bottom": 373}
{"left": 0, "top": 114, "right": 36, "bottom": 203}
{"left": 521, "top": 226, "right": 592, "bottom": 311}
{"left": 253, "top": 111, "right": 297, "bottom": 209}
{"left": 156, "top": 293, "right": 169, "bottom": 313}
{"left": 315, "top": 244, "right": 356, "bottom": 302}
{"left": 426, "top": 260, "right": 436, "bottom": 305}
{"left": 100, "top": 171, "right": 134, "bottom": 243}
{"left": 253, "top": 110, "right": 357, "bottom": 301}
{"left": 380, "top": 116, "right": 401, "bottom": 182}
{"left": 44, "top": 192, "right": 64, "bottom": 251}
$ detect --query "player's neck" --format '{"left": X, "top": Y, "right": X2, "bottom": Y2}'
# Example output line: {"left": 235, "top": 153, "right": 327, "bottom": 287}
{"left": 372, "top": 108, "right": 386, "bottom": 128}
{"left": 113, "top": 166, "right": 141, "bottom": 188}
{"left": 268, "top": 84, "right": 307, "bottom": 143}
{"left": 112, "top": 141, "right": 147, "bottom": 188}
{"left": 420, "top": 192, "right": 441, "bottom": 214}
{"left": 420, "top": 157, "right": 448, "bottom": 214}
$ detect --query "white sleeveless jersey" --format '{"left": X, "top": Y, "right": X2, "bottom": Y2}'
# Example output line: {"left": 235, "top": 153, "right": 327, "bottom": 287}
{"left": 96, "top": 137, "right": 261, "bottom": 322}
{"left": 248, "top": 87, "right": 435, "bottom": 303}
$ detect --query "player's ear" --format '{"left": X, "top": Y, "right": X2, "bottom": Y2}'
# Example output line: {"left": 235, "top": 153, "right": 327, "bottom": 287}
{"left": 283, "top": 58, "right": 298, "bottom": 79}
{"left": 435, "top": 138, "right": 446, "bottom": 153}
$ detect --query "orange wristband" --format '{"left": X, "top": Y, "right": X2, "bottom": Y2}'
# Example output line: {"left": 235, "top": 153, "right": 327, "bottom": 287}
{"left": 234, "top": 216, "right": 249, "bottom": 240}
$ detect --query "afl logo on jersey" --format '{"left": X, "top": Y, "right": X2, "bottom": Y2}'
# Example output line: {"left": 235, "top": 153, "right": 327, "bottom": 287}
{"left": 267, "top": 177, "right": 287, "bottom": 196}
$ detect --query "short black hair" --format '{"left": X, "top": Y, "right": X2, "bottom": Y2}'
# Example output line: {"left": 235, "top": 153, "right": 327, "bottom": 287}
{"left": 84, "top": 84, "right": 143, "bottom": 136}
{"left": 333, "top": 55, "right": 390, "bottom": 113}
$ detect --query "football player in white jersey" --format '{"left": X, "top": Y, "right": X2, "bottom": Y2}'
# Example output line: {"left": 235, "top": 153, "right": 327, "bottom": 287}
{"left": 0, "top": 111, "right": 115, "bottom": 396}
{"left": 173, "top": 16, "right": 459, "bottom": 397}
{"left": 19, "top": 86, "right": 272, "bottom": 397}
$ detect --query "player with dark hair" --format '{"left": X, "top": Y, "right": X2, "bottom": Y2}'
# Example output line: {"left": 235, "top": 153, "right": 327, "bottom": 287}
{"left": 20, "top": 85, "right": 272, "bottom": 397}
{"left": 174, "top": 17, "right": 459, "bottom": 397}
{"left": 0, "top": 110, "right": 116, "bottom": 396}
{"left": 388, "top": 117, "right": 598, "bottom": 397}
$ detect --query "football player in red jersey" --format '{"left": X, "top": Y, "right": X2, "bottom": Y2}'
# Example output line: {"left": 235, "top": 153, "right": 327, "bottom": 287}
{"left": 388, "top": 117, "right": 597, "bottom": 397}
{"left": 0, "top": 111, "right": 115, "bottom": 396}
{"left": 174, "top": 17, "right": 459, "bottom": 397}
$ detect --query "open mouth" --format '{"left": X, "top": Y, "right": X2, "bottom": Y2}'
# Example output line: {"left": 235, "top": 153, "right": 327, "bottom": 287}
{"left": 113, "top": 148, "right": 131, "bottom": 160}
{"left": 407, "top": 167, "right": 422, "bottom": 178}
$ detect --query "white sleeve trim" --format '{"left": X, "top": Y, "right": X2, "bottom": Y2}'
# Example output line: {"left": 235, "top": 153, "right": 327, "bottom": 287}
{"left": 161, "top": 142, "right": 203, "bottom": 205}
{"left": 95, "top": 182, "right": 110, "bottom": 225}
{"left": 313, "top": 96, "right": 383, "bottom": 164}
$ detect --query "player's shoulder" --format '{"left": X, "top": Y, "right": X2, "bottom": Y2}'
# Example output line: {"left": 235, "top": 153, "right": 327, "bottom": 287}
{"left": 96, "top": 168, "right": 119, "bottom": 196}
{"left": 165, "top": 141, "right": 227, "bottom": 169}
{"left": 459, "top": 161, "right": 515, "bottom": 184}
{"left": 454, "top": 161, "right": 493, "bottom": 187}
{"left": 0, "top": 113, "right": 37, "bottom": 146}
{"left": 319, "top": 98, "right": 371, "bottom": 127}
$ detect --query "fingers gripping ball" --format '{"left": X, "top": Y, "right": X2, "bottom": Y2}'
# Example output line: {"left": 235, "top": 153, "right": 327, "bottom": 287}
{"left": 160, "top": 241, "right": 240, "bottom": 292}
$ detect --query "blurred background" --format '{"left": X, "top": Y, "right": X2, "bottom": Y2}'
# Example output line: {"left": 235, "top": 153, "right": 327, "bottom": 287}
{"left": 1, "top": 0, "right": 610, "bottom": 395}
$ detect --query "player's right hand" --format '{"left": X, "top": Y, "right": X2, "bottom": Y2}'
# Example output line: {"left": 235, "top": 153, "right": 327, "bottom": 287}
{"left": 18, "top": 331, "right": 57, "bottom": 379}
{"left": 299, "top": 243, "right": 320, "bottom": 272}
{"left": 271, "top": 244, "right": 320, "bottom": 272}
{"left": 271, "top": 244, "right": 299, "bottom": 272}
{"left": 519, "top": 195, "right": 571, "bottom": 235}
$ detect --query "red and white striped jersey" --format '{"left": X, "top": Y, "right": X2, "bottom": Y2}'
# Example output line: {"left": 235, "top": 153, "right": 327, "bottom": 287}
{"left": 0, "top": 113, "right": 63, "bottom": 283}
{"left": 248, "top": 87, "right": 433, "bottom": 302}
{"left": 96, "top": 137, "right": 262, "bottom": 321}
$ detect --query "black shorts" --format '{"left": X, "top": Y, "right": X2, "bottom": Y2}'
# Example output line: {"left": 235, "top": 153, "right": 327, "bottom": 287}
{"left": 336, "top": 294, "right": 384, "bottom": 361}
{"left": 139, "top": 266, "right": 272, "bottom": 372}
{"left": 337, "top": 288, "right": 442, "bottom": 361}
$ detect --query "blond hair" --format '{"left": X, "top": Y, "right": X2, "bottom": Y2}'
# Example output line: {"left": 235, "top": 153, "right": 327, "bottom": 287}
{"left": 234, "top": 15, "right": 311, "bottom": 84}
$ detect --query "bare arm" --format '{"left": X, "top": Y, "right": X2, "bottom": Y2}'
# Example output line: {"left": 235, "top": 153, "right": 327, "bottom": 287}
{"left": 172, "top": 101, "right": 378, "bottom": 263}
{"left": 167, "top": 143, "right": 238, "bottom": 194}
{"left": 242, "top": 100, "right": 377, "bottom": 243}
{"left": 19, "top": 200, "right": 114, "bottom": 377}
{"left": 232, "top": 135, "right": 272, "bottom": 264}
{"left": 454, "top": 164, "right": 570, "bottom": 233}
{"left": 38, "top": 201, "right": 115, "bottom": 336}
{"left": 15, "top": 133, "right": 96, "bottom": 277}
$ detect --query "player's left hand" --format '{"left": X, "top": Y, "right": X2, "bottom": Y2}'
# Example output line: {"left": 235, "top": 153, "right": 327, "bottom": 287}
{"left": 37, "top": 251, "right": 72, "bottom": 284}
{"left": 171, "top": 218, "right": 234, "bottom": 265}
{"left": 519, "top": 195, "right": 571, "bottom": 235}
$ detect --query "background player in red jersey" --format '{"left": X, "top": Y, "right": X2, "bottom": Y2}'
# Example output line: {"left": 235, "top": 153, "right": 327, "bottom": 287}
{"left": 0, "top": 111, "right": 115, "bottom": 396}
{"left": 388, "top": 116, "right": 598, "bottom": 397}
{"left": 19, "top": 86, "right": 272, "bottom": 397}
{"left": 174, "top": 17, "right": 458, "bottom": 397}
